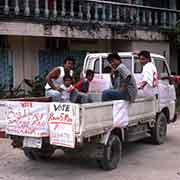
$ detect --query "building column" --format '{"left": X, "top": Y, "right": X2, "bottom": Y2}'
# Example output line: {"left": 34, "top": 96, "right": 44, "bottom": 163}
{"left": 169, "top": 0, "right": 176, "bottom": 9}
{"left": 169, "top": 0, "right": 177, "bottom": 26}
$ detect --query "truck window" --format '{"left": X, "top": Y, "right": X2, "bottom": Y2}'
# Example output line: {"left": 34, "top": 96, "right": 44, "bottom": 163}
{"left": 94, "top": 58, "right": 100, "bottom": 73}
{"left": 134, "top": 57, "right": 143, "bottom": 73}
{"left": 154, "top": 58, "right": 169, "bottom": 79}
{"left": 84, "top": 56, "right": 98, "bottom": 70}
{"left": 102, "top": 58, "right": 111, "bottom": 73}
{"left": 121, "top": 57, "right": 132, "bottom": 72}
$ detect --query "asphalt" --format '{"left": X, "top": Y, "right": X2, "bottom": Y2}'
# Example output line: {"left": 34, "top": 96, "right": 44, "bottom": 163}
{"left": 0, "top": 119, "right": 180, "bottom": 180}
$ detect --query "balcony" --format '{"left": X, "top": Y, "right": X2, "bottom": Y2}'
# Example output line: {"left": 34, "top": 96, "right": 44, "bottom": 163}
{"left": 0, "top": 0, "right": 180, "bottom": 30}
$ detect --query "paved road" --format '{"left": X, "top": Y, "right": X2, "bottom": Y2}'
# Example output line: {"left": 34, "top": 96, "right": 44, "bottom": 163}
{"left": 0, "top": 120, "right": 180, "bottom": 180}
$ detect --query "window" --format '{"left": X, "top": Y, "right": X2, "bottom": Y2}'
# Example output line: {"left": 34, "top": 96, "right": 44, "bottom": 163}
{"left": 94, "top": 58, "right": 100, "bottom": 73}
{"left": 0, "top": 49, "right": 13, "bottom": 90}
{"left": 154, "top": 58, "right": 169, "bottom": 79}
{"left": 134, "top": 57, "right": 143, "bottom": 73}
{"left": 102, "top": 58, "right": 111, "bottom": 73}
{"left": 121, "top": 57, "right": 132, "bottom": 72}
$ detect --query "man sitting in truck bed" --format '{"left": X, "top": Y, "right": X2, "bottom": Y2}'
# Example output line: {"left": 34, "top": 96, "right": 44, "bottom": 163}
{"left": 45, "top": 57, "right": 75, "bottom": 102}
{"left": 137, "top": 50, "right": 158, "bottom": 97}
{"left": 70, "top": 70, "right": 94, "bottom": 103}
{"left": 102, "top": 53, "right": 137, "bottom": 102}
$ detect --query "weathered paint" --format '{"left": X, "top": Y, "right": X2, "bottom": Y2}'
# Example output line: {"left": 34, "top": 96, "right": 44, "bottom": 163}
{"left": 0, "top": 22, "right": 169, "bottom": 41}
{"left": 8, "top": 36, "right": 45, "bottom": 87}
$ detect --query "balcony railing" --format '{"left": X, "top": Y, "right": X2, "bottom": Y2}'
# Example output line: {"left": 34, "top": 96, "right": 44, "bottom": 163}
{"left": 0, "top": 0, "right": 180, "bottom": 29}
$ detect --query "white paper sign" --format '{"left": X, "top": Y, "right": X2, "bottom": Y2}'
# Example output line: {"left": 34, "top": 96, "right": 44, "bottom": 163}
{"left": 89, "top": 74, "right": 112, "bottom": 93}
{"left": 113, "top": 100, "right": 129, "bottom": 127}
{"left": 49, "top": 103, "right": 79, "bottom": 148}
{"left": 0, "top": 102, "right": 8, "bottom": 131}
{"left": 6, "top": 101, "right": 49, "bottom": 137}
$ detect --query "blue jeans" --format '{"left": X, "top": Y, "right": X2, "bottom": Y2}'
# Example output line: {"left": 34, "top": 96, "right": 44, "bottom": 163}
{"left": 102, "top": 89, "right": 129, "bottom": 101}
{"left": 45, "top": 89, "right": 61, "bottom": 102}
{"left": 70, "top": 90, "right": 92, "bottom": 104}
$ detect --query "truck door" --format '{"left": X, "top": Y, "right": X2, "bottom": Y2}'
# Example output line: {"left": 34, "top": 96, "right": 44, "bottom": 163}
{"left": 153, "top": 58, "right": 171, "bottom": 108}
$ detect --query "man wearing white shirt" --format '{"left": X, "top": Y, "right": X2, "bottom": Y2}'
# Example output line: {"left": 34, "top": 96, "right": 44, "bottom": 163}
{"left": 45, "top": 57, "right": 74, "bottom": 101}
{"left": 138, "top": 50, "right": 158, "bottom": 97}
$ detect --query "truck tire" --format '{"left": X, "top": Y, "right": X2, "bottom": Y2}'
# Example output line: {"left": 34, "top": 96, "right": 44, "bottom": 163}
{"left": 97, "top": 135, "right": 122, "bottom": 170}
{"left": 23, "top": 147, "right": 55, "bottom": 160}
{"left": 151, "top": 112, "right": 167, "bottom": 145}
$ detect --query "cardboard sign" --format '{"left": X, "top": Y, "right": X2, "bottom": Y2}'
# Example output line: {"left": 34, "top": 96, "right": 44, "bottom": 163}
{"left": 49, "top": 103, "right": 79, "bottom": 148}
{"left": 89, "top": 74, "right": 112, "bottom": 93}
{"left": 6, "top": 102, "right": 49, "bottom": 137}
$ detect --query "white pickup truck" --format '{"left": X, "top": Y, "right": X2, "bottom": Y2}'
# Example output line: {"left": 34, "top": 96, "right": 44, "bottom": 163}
{"left": 0, "top": 52, "right": 177, "bottom": 170}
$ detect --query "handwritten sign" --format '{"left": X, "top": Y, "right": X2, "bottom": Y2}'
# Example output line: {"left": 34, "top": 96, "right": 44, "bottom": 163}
{"left": 0, "top": 102, "right": 8, "bottom": 131}
{"left": 49, "top": 103, "right": 79, "bottom": 148}
{"left": 6, "top": 102, "right": 49, "bottom": 137}
{"left": 89, "top": 74, "right": 112, "bottom": 93}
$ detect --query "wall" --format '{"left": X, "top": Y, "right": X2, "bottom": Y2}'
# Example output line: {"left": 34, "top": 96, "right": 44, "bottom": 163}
{"left": 8, "top": 37, "right": 113, "bottom": 88}
{"left": 131, "top": 40, "right": 170, "bottom": 62}
{"left": 111, "top": 40, "right": 132, "bottom": 52}
{"left": 69, "top": 39, "right": 111, "bottom": 52}
{"left": 0, "top": 22, "right": 168, "bottom": 41}
{"left": 7, "top": 36, "right": 175, "bottom": 89}
{"left": 8, "top": 36, "right": 45, "bottom": 87}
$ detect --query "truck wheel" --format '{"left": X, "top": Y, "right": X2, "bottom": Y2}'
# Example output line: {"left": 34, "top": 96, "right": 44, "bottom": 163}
{"left": 23, "top": 147, "right": 55, "bottom": 160}
{"left": 151, "top": 112, "right": 167, "bottom": 145}
{"left": 97, "top": 135, "right": 122, "bottom": 170}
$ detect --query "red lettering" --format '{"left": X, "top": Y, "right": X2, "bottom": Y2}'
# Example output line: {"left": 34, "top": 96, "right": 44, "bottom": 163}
{"left": 153, "top": 72, "right": 158, "bottom": 88}
{"left": 20, "top": 102, "right": 32, "bottom": 108}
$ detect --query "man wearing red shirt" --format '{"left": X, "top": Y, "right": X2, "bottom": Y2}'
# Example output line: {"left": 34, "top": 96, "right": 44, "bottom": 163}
{"left": 70, "top": 70, "right": 94, "bottom": 103}
{"left": 74, "top": 70, "right": 94, "bottom": 93}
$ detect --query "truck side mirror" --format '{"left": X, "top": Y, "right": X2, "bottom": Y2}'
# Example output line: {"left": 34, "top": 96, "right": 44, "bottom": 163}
{"left": 169, "top": 76, "right": 176, "bottom": 85}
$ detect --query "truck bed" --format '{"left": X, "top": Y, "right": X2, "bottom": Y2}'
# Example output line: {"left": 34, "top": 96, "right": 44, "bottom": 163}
{"left": 78, "top": 97, "right": 157, "bottom": 138}
{"left": 0, "top": 96, "right": 158, "bottom": 145}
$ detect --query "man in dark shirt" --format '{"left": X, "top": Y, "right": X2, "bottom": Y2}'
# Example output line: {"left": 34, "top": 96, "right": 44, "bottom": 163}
{"left": 102, "top": 53, "right": 137, "bottom": 102}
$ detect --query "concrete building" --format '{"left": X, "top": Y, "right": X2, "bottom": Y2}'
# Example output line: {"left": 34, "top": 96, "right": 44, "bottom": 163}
{"left": 0, "top": 0, "right": 179, "bottom": 91}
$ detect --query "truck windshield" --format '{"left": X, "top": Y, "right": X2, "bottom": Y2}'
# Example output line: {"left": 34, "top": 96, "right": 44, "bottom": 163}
{"left": 85, "top": 55, "right": 133, "bottom": 74}
{"left": 102, "top": 56, "right": 132, "bottom": 72}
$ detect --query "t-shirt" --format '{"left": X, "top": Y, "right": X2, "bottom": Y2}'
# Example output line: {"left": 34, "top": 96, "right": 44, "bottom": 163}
{"left": 74, "top": 79, "right": 90, "bottom": 93}
{"left": 113, "top": 63, "right": 138, "bottom": 102}
{"left": 138, "top": 62, "right": 158, "bottom": 97}
{"left": 142, "top": 62, "right": 158, "bottom": 87}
